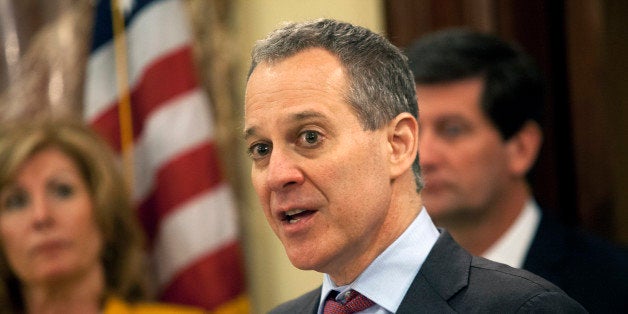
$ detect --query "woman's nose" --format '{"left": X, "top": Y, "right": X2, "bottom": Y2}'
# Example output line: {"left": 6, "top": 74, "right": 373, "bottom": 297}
{"left": 31, "top": 196, "right": 54, "bottom": 230}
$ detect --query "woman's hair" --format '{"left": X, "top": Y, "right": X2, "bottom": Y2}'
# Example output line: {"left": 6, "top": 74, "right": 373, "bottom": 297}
{"left": 0, "top": 116, "right": 148, "bottom": 312}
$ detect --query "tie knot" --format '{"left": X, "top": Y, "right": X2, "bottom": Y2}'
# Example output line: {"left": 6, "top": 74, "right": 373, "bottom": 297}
{"left": 324, "top": 290, "right": 375, "bottom": 314}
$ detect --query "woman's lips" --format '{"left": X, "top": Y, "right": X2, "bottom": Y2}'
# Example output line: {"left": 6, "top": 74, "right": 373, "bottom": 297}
{"left": 32, "top": 239, "right": 70, "bottom": 256}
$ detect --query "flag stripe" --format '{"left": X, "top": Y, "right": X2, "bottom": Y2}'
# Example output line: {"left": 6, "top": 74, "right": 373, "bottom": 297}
{"left": 90, "top": 46, "right": 198, "bottom": 151}
{"left": 159, "top": 241, "right": 246, "bottom": 309}
{"left": 137, "top": 141, "right": 223, "bottom": 243}
{"left": 132, "top": 90, "right": 214, "bottom": 202}
{"left": 91, "top": 0, "right": 166, "bottom": 51}
{"left": 86, "top": 0, "right": 190, "bottom": 121}
{"left": 86, "top": 0, "right": 248, "bottom": 310}
{"left": 152, "top": 184, "right": 239, "bottom": 286}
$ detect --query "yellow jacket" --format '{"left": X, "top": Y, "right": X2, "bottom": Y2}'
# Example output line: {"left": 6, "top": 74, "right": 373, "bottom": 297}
{"left": 104, "top": 296, "right": 207, "bottom": 314}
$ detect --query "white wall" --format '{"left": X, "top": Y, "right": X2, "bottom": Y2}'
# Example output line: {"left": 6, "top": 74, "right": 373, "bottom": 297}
{"left": 232, "top": 1, "right": 384, "bottom": 313}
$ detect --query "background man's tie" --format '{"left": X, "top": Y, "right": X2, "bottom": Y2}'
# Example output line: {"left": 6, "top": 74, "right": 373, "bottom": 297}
{"left": 323, "top": 290, "right": 375, "bottom": 314}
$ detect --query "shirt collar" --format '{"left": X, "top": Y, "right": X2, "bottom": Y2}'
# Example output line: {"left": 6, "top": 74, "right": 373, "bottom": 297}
{"left": 319, "top": 208, "right": 439, "bottom": 313}
{"left": 482, "top": 199, "right": 541, "bottom": 268}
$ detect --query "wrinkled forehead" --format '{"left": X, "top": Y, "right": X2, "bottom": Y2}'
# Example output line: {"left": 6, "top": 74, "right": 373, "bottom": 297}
{"left": 246, "top": 48, "right": 345, "bottom": 98}
{"left": 244, "top": 48, "right": 350, "bottom": 129}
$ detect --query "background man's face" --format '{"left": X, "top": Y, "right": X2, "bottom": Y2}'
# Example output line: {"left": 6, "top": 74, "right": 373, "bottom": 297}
{"left": 417, "top": 77, "right": 511, "bottom": 224}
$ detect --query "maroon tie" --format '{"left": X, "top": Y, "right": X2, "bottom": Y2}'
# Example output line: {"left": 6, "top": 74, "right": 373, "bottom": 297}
{"left": 323, "top": 290, "right": 375, "bottom": 314}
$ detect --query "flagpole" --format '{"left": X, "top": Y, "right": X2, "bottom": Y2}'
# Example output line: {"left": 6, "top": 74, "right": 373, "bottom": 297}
{"left": 110, "top": 0, "right": 135, "bottom": 193}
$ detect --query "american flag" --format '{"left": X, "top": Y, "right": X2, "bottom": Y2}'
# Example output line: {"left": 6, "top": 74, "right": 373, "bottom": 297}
{"left": 84, "top": 0, "right": 249, "bottom": 311}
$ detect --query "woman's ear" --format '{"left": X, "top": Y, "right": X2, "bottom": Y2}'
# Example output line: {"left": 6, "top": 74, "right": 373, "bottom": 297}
{"left": 505, "top": 121, "right": 543, "bottom": 177}
{"left": 388, "top": 113, "right": 419, "bottom": 179}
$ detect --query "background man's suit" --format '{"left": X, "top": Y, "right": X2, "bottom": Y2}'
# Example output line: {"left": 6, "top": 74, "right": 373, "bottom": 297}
{"left": 269, "top": 231, "right": 585, "bottom": 313}
{"left": 524, "top": 214, "right": 628, "bottom": 312}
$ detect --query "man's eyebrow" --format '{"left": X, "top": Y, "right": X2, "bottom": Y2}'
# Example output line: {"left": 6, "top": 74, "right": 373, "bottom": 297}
{"left": 243, "top": 111, "right": 326, "bottom": 140}
{"left": 434, "top": 113, "right": 470, "bottom": 123}
{"left": 292, "top": 110, "right": 326, "bottom": 121}
{"left": 243, "top": 126, "right": 257, "bottom": 141}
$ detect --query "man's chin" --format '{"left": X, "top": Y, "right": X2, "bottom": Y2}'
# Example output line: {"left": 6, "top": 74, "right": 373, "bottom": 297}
{"left": 422, "top": 198, "right": 462, "bottom": 222}
{"left": 285, "top": 247, "right": 321, "bottom": 271}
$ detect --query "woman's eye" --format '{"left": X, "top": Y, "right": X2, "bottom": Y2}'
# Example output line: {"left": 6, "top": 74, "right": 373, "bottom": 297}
{"left": 1, "top": 191, "right": 29, "bottom": 212}
{"left": 248, "top": 142, "right": 271, "bottom": 160}
{"left": 52, "top": 183, "right": 75, "bottom": 199}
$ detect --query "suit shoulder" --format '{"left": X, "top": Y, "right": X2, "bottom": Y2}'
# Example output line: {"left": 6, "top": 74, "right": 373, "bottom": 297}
{"left": 471, "top": 256, "right": 561, "bottom": 290}
{"left": 526, "top": 215, "right": 628, "bottom": 311}
{"left": 464, "top": 257, "right": 586, "bottom": 312}
{"left": 268, "top": 287, "right": 320, "bottom": 314}
{"left": 533, "top": 212, "right": 628, "bottom": 268}
{"left": 570, "top": 228, "right": 628, "bottom": 264}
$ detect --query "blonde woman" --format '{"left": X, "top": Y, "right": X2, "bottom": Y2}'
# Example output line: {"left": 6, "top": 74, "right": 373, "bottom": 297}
{"left": 0, "top": 117, "right": 205, "bottom": 314}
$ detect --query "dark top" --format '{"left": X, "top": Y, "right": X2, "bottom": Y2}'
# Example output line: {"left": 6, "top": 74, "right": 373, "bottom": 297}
{"left": 269, "top": 230, "right": 586, "bottom": 313}
{"left": 524, "top": 214, "right": 628, "bottom": 313}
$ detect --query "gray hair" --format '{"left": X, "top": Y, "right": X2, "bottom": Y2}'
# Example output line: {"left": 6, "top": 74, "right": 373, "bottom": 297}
{"left": 248, "top": 18, "right": 422, "bottom": 191}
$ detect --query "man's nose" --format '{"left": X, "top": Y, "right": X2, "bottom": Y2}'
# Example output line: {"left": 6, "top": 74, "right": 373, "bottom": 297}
{"left": 418, "top": 130, "right": 440, "bottom": 173}
{"left": 266, "top": 148, "right": 305, "bottom": 191}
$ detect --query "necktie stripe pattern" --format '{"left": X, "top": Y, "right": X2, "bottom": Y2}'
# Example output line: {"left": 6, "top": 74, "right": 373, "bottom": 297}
{"left": 84, "top": 0, "right": 249, "bottom": 311}
{"left": 324, "top": 290, "right": 375, "bottom": 314}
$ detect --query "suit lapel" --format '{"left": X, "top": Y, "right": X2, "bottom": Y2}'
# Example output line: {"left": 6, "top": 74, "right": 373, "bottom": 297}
{"left": 302, "top": 288, "right": 322, "bottom": 314}
{"left": 397, "top": 230, "right": 470, "bottom": 313}
{"left": 306, "top": 290, "right": 321, "bottom": 314}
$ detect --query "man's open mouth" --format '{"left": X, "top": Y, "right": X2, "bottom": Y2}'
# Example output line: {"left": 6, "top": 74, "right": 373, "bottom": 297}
{"left": 282, "top": 209, "right": 316, "bottom": 224}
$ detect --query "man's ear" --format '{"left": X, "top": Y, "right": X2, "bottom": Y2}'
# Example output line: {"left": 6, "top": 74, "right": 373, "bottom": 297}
{"left": 388, "top": 113, "right": 419, "bottom": 179}
{"left": 505, "top": 121, "right": 543, "bottom": 177}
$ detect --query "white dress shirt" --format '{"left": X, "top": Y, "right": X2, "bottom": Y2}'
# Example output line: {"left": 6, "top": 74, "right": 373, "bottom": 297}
{"left": 482, "top": 199, "right": 541, "bottom": 268}
{"left": 318, "top": 208, "right": 440, "bottom": 314}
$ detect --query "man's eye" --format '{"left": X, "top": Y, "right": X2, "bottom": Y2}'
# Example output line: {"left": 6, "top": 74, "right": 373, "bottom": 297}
{"left": 299, "top": 130, "right": 321, "bottom": 146}
{"left": 248, "top": 143, "right": 271, "bottom": 160}
{"left": 438, "top": 123, "right": 466, "bottom": 139}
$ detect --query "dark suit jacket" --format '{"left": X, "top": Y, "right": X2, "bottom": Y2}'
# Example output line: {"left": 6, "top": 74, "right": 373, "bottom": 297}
{"left": 269, "top": 231, "right": 585, "bottom": 313}
{"left": 524, "top": 214, "right": 628, "bottom": 313}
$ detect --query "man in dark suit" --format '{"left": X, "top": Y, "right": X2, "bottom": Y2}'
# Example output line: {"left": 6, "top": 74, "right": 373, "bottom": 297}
{"left": 243, "top": 19, "right": 585, "bottom": 313}
{"left": 406, "top": 28, "right": 628, "bottom": 313}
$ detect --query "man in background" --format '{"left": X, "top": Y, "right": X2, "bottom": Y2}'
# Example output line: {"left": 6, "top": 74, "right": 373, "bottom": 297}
{"left": 406, "top": 28, "right": 628, "bottom": 313}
